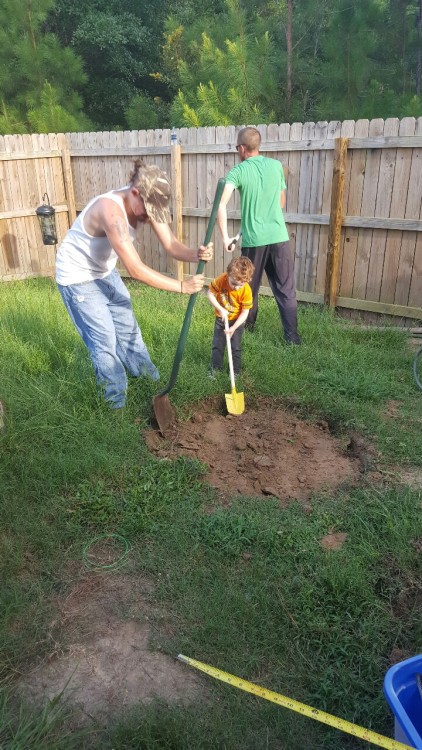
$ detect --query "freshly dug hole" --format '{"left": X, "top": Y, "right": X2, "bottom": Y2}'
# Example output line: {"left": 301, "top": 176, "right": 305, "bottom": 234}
{"left": 145, "top": 397, "right": 362, "bottom": 504}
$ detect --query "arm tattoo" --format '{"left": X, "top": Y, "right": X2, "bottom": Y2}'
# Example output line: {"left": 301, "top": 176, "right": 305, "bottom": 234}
{"left": 110, "top": 216, "right": 129, "bottom": 242}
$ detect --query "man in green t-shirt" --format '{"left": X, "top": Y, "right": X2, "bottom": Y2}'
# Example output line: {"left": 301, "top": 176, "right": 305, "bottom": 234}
{"left": 217, "top": 126, "right": 301, "bottom": 344}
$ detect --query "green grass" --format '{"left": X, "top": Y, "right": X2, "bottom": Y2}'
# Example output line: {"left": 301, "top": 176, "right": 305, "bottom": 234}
{"left": 1, "top": 277, "right": 422, "bottom": 749}
{"left": 0, "top": 682, "right": 89, "bottom": 750}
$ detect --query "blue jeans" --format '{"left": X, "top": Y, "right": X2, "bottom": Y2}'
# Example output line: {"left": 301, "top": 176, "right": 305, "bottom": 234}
{"left": 58, "top": 270, "right": 159, "bottom": 408}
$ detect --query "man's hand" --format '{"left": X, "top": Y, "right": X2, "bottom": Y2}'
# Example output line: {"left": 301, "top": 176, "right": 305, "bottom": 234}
{"left": 220, "top": 309, "right": 229, "bottom": 324}
{"left": 197, "top": 242, "right": 213, "bottom": 262}
{"left": 182, "top": 274, "right": 205, "bottom": 294}
{"left": 226, "top": 234, "right": 241, "bottom": 253}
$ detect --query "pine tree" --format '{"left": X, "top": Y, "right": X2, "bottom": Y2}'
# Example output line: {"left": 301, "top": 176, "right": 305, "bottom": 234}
{"left": 0, "top": 0, "right": 89, "bottom": 133}
{"left": 167, "top": 0, "right": 278, "bottom": 126}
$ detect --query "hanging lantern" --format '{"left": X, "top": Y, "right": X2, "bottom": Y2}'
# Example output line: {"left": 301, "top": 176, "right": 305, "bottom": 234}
{"left": 36, "top": 193, "right": 57, "bottom": 246}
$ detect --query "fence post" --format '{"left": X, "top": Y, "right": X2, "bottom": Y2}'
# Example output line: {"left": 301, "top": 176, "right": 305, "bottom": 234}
{"left": 324, "top": 137, "right": 349, "bottom": 308}
{"left": 171, "top": 143, "right": 184, "bottom": 281}
{"left": 58, "top": 134, "right": 77, "bottom": 227}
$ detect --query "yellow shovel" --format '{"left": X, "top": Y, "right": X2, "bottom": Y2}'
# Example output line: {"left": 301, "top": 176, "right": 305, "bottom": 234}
{"left": 224, "top": 319, "right": 244, "bottom": 415}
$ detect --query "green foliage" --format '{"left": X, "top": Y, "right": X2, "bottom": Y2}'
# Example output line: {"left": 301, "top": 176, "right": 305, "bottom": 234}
{"left": 168, "top": 0, "right": 278, "bottom": 126}
{"left": 399, "top": 94, "right": 422, "bottom": 118}
{"left": 1, "top": 0, "right": 421, "bottom": 132}
{"left": 47, "top": 0, "right": 171, "bottom": 129}
{"left": 0, "top": 683, "right": 89, "bottom": 749}
{"left": 69, "top": 457, "right": 206, "bottom": 535}
{"left": 0, "top": 0, "right": 89, "bottom": 134}
{"left": 0, "top": 101, "right": 26, "bottom": 135}
{"left": 104, "top": 487, "right": 422, "bottom": 749}
{"left": 27, "top": 82, "right": 91, "bottom": 133}
{"left": 194, "top": 507, "right": 281, "bottom": 555}
{"left": 125, "top": 92, "right": 170, "bottom": 130}
{"left": 165, "top": 0, "right": 422, "bottom": 126}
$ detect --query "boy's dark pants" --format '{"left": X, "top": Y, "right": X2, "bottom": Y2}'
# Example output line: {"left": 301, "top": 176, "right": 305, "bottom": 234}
{"left": 211, "top": 318, "right": 245, "bottom": 374}
{"left": 242, "top": 242, "right": 300, "bottom": 343}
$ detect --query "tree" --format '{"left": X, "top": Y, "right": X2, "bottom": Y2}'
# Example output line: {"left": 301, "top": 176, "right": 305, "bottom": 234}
{"left": 0, "top": 102, "right": 26, "bottom": 135}
{"left": 310, "top": 0, "right": 391, "bottom": 119}
{"left": 46, "top": 0, "right": 173, "bottom": 129}
{"left": 125, "top": 93, "right": 170, "bottom": 130}
{"left": 27, "top": 81, "right": 90, "bottom": 132}
{"left": 166, "top": 0, "right": 279, "bottom": 126}
{"left": 0, "top": 0, "right": 89, "bottom": 134}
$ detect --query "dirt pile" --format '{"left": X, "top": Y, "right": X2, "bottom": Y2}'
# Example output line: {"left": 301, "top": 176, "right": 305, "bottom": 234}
{"left": 145, "top": 398, "right": 361, "bottom": 504}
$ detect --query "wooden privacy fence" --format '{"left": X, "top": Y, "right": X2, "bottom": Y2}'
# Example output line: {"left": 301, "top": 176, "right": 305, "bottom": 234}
{"left": 1, "top": 118, "right": 421, "bottom": 321}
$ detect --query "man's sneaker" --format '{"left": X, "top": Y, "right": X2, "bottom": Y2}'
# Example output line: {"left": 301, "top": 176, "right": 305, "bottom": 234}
{"left": 285, "top": 334, "right": 302, "bottom": 345}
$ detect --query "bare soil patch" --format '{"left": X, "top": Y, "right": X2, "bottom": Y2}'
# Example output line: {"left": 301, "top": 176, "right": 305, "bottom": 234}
{"left": 395, "top": 467, "right": 422, "bottom": 491}
{"left": 382, "top": 399, "right": 402, "bottom": 420}
{"left": 145, "top": 397, "right": 362, "bottom": 504}
{"left": 19, "top": 571, "right": 205, "bottom": 728}
{"left": 319, "top": 532, "right": 348, "bottom": 551}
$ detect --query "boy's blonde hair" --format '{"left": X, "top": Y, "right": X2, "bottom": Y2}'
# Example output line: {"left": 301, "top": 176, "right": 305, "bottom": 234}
{"left": 227, "top": 256, "right": 254, "bottom": 284}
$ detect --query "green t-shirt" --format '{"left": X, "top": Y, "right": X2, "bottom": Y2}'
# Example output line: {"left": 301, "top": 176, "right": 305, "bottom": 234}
{"left": 226, "top": 155, "right": 289, "bottom": 246}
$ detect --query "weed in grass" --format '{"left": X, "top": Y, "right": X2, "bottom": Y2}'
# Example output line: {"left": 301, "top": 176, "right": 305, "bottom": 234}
{"left": 70, "top": 456, "right": 207, "bottom": 535}
{"left": 0, "top": 682, "right": 91, "bottom": 750}
{"left": 194, "top": 509, "right": 276, "bottom": 556}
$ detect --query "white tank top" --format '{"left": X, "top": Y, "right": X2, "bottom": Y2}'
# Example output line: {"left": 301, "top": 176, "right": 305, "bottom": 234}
{"left": 56, "top": 190, "right": 137, "bottom": 285}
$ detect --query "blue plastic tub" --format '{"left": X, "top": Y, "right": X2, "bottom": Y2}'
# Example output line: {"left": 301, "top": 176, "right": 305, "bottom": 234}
{"left": 383, "top": 654, "right": 422, "bottom": 748}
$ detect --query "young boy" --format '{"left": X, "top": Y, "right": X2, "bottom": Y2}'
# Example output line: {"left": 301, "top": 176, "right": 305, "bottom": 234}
{"left": 207, "top": 257, "right": 254, "bottom": 375}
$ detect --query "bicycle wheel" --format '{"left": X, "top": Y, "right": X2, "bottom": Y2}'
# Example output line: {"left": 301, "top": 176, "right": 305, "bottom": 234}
{"left": 413, "top": 346, "right": 422, "bottom": 391}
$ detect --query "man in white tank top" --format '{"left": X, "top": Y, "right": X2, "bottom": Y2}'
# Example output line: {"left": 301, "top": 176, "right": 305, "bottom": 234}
{"left": 56, "top": 160, "right": 213, "bottom": 410}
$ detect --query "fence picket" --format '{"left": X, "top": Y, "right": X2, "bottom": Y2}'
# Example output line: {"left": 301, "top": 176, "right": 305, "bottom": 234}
{"left": 288, "top": 122, "right": 303, "bottom": 288}
{"left": 405, "top": 117, "right": 422, "bottom": 308}
{"left": 395, "top": 118, "right": 419, "bottom": 306}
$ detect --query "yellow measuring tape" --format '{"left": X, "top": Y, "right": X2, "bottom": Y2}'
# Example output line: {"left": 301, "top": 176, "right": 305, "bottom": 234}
{"left": 178, "top": 654, "right": 414, "bottom": 750}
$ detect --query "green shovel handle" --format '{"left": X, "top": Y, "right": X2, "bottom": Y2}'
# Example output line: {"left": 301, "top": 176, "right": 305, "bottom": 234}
{"left": 157, "top": 177, "right": 226, "bottom": 397}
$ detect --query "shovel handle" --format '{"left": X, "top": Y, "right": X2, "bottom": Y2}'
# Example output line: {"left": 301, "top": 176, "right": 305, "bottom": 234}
{"left": 224, "top": 318, "right": 236, "bottom": 391}
{"left": 157, "top": 177, "right": 226, "bottom": 397}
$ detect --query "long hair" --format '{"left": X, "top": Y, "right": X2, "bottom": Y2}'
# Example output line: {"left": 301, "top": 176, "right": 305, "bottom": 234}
{"left": 129, "top": 158, "right": 146, "bottom": 187}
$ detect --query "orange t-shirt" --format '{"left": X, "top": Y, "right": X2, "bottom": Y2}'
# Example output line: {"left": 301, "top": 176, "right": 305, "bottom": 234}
{"left": 209, "top": 273, "right": 253, "bottom": 321}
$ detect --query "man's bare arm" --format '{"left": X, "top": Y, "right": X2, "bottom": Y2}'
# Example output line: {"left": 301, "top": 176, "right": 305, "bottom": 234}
{"left": 217, "top": 183, "right": 236, "bottom": 251}
{"left": 101, "top": 200, "right": 204, "bottom": 294}
{"left": 152, "top": 220, "right": 213, "bottom": 263}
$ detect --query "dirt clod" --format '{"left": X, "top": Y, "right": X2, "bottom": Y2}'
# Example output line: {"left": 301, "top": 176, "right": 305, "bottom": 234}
{"left": 319, "top": 532, "right": 348, "bottom": 550}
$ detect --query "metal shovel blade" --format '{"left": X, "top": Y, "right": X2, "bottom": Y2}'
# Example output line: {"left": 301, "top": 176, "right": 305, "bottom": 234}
{"left": 153, "top": 393, "right": 177, "bottom": 436}
{"left": 225, "top": 387, "right": 244, "bottom": 416}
